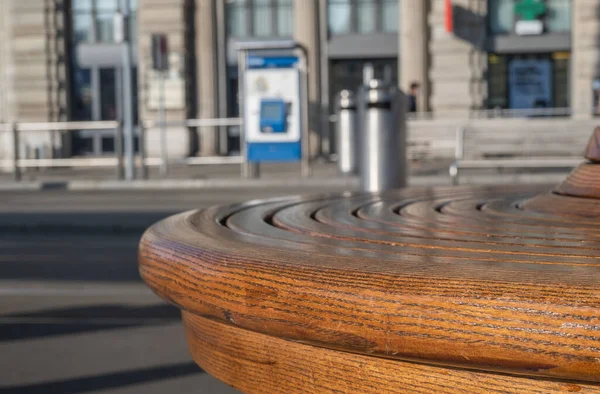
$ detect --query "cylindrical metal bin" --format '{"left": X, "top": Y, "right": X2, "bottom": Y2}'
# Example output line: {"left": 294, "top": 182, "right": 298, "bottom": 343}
{"left": 358, "top": 79, "right": 407, "bottom": 192}
{"left": 335, "top": 90, "right": 358, "bottom": 175}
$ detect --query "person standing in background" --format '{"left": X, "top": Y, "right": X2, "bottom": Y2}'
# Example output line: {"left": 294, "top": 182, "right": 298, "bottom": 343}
{"left": 408, "top": 82, "right": 420, "bottom": 113}
{"left": 593, "top": 79, "right": 600, "bottom": 115}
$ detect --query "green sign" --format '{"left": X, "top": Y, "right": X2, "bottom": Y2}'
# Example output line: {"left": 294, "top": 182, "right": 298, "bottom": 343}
{"left": 515, "top": 0, "right": 546, "bottom": 21}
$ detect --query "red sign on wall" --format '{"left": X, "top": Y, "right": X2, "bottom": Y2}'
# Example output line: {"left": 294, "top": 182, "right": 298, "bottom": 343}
{"left": 445, "top": 0, "right": 453, "bottom": 33}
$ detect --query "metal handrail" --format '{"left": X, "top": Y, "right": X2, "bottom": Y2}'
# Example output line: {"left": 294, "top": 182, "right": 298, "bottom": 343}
{"left": 406, "top": 107, "right": 574, "bottom": 121}
{"left": 3, "top": 120, "right": 123, "bottom": 181}
{"left": 185, "top": 118, "right": 242, "bottom": 128}
{"left": 16, "top": 120, "right": 119, "bottom": 132}
{"left": 3, "top": 118, "right": 247, "bottom": 182}
{"left": 140, "top": 118, "right": 244, "bottom": 172}
{"left": 141, "top": 118, "right": 243, "bottom": 128}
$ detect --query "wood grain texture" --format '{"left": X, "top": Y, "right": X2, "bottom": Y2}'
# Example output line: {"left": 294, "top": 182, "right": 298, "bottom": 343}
{"left": 556, "top": 128, "right": 600, "bottom": 197}
{"left": 184, "top": 312, "right": 600, "bottom": 394}
{"left": 585, "top": 127, "right": 600, "bottom": 162}
{"left": 139, "top": 182, "right": 600, "bottom": 388}
{"left": 555, "top": 163, "right": 600, "bottom": 199}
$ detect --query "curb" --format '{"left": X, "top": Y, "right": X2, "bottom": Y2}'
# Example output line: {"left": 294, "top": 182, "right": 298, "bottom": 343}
{"left": 0, "top": 177, "right": 360, "bottom": 192}
{"left": 0, "top": 172, "right": 571, "bottom": 192}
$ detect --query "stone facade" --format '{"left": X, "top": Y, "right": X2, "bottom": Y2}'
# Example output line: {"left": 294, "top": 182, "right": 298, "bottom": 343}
{"left": 0, "top": 0, "right": 68, "bottom": 123}
{"left": 0, "top": 0, "right": 598, "bottom": 162}
{"left": 0, "top": 0, "right": 12, "bottom": 123}
{"left": 400, "top": 0, "right": 430, "bottom": 112}
{"left": 196, "top": 0, "right": 220, "bottom": 156}
{"left": 571, "top": 0, "right": 600, "bottom": 118}
{"left": 428, "top": 0, "right": 487, "bottom": 115}
{"left": 295, "top": 0, "right": 322, "bottom": 157}
{"left": 137, "top": 0, "right": 191, "bottom": 158}
{"left": 0, "top": 0, "right": 69, "bottom": 163}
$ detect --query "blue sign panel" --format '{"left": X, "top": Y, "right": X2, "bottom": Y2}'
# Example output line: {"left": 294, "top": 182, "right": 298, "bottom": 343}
{"left": 247, "top": 56, "right": 299, "bottom": 69}
{"left": 248, "top": 142, "right": 302, "bottom": 162}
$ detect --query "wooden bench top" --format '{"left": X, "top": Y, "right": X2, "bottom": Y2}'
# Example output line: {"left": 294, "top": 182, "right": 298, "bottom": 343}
{"left": 139, "top": 131, "right": 600, "bottom": 393}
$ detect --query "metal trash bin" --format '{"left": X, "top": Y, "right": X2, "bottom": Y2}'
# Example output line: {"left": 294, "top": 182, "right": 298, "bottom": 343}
{"left": 358, "top": 79, "right": 407, "bottom": 192}
{"left": 335, "top": 90, "right": 358, "bottom": 175}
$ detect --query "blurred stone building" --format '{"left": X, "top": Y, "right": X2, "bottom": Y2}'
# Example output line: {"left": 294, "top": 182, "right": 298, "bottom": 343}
{"left": 0, "top": 0, "right": 597, "bottom": 159}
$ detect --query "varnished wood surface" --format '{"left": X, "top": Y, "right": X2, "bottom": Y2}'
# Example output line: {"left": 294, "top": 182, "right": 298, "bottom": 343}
{"left": 184, "top": 312, "right": 600, "bottom": 394}
{"left": 585, "top": 127, "right": 600, "bottom": 162}
{"left": 555, "top": 163, "right": 600, "bottom": 199}
{"left": 139, "top": 182, "right": 600, "bottom": 387}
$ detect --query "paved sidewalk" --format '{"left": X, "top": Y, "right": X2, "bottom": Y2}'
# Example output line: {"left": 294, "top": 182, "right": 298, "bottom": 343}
{"left": 0, "top": 158, "right": 576, "bottom": 191}
{"left": 0, "top": 169, "right": 575, "bottom": 393}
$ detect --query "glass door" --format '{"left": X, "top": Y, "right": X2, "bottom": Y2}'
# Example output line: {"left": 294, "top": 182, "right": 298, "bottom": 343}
{"left": 70, "top": 0, "right": 138, "bottom": 156}
{"left": 73, "top": 67, "right": 120, "bottom": 156}
{"left": 99, "top": 68, "right": 119, "bottom": 154}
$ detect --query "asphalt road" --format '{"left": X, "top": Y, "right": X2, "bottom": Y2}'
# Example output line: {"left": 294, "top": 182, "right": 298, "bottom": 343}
{"left": 0, "top": 187, "right": 353, "bottom": 394}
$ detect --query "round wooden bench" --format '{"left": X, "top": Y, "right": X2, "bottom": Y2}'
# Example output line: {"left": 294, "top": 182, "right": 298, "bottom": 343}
{"left": 138, "top": 130, "right": 600, "bottom": 393}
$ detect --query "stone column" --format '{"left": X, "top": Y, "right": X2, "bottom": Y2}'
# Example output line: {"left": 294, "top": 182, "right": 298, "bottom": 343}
{"left": 428, "top": 0, "right": 487, "bottom": 116}
{"left": 0, "top": 0, "right": 13, "bottom": 124}
{"left": 294, "top": 0, "right": 321, "bottom": 157}
{"left": 196, "top": 0, "right": 219, "bottom": 156}
{"left": 137, "top": 0, "right": 191, "bottom": 158}
{"left": 0, "top": 0, "right": 13, "bottom": 166}
{"left": 0, "top": 0, "right": 68, "bottom": 122}
{"left": 400, "top": 0, "right": 430, "bottom": 112}
{"left": 0, "top": 0, "right": 69, "bottom": 163}
{"left": 571, "top": 1, "right": 600, "bottom": 119}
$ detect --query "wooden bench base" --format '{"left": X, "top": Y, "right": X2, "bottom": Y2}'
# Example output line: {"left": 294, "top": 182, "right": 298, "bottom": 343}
{"left": 140, "top": 136, "right": 600, "bottom": 392}
{"left": 184, "top": 313, "right": 599, "bottom": 394}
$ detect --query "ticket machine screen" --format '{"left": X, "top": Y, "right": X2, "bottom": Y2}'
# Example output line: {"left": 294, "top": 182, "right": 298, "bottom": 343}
{"left": 259, "top": 99, "right": 287, "bottom": 133}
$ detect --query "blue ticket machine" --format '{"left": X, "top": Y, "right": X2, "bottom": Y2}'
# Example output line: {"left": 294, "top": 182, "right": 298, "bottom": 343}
{"left": 244, "top": 56, "right": 303, "bottom": 163}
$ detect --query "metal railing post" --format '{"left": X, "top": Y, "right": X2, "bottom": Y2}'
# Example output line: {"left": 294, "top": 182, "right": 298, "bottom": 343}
{"left": 115, "top": 120, "right": 124, "bottom": 180}
{"left": 138, "top": 123, "right": 148, "bottom": 180}
{"left": 450, "top": 126, "right": 465, "bottom": 186}
{"left": 300, "top": 54, "right": 311, "bottom": 178}
{"left": 238, "top": 49, "right": 259, "bottom": 179}
{"left": 12, "top": 123, "right": 21, "bottom": 181}
{"left": 158, "top": 71, "right": 168, "bottom": 178}
{"left": 455, "top": 127, "right": 465, "bottom": 161}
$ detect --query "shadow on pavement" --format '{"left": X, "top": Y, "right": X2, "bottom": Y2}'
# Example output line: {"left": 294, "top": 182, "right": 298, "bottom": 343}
{"left": 0, "top": 304, "right": 181, "bottom": 342}
{"left": 0, "top": 232, "right": 143, "bottom": 283}
{"left": 0, "top": 212, "right": 176, "bottom": 235}
{"left": 0, "top": 362, "right": 202, "bottom": 394}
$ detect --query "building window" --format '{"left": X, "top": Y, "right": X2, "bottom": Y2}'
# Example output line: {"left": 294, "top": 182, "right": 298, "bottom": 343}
{"left": 487, "top": 53, "right": 570, "bottom": 112}
{"left": 226, "top": 0, "right": 294, "bottom": 38}
{"left": 489, "top": 0, "right": 571, "bottom": 35}
{"left": 357, "top": 0, "right": 377, "bottom": 33}
{"left": 227, "top": 0, "right": 248, "bottom": 37}
{"left": 328, "top": 0, "right": 398, "bottom": 35}
{"left": 328, "top": 0, "right": 352, "bottom": 34}
{"left": 329, "top": 58, "right": 397, "bottom": 110}
{"left": 381, "top": 0, "right": 399, "bottom": 32}
{"left": 546, "top": 0, "right": 571, "bottom": 32}
{"left": 489, "top": 0, "right": 514, "bottom": 34}
{"left": 95, "top": 0, "right": 118, "bottom": 42}
{"left": 71, "top": 0, "right": 137, "bottom": 43}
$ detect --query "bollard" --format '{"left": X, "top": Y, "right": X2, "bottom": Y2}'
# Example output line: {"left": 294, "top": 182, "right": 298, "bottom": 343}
{"left": 115, "top": 121, "right": 125, "bottom": 180}
{"left": 335, "top": 90, "right": 358, "bottom": 175}
{"left": 12, "top": 123, "right": 21, "bottom": 182}
{"left": 138, "top": 124, "right": 148, "bottom": 180}
{"left": 358, "top": 79, "right": 406, "bottom": 192}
